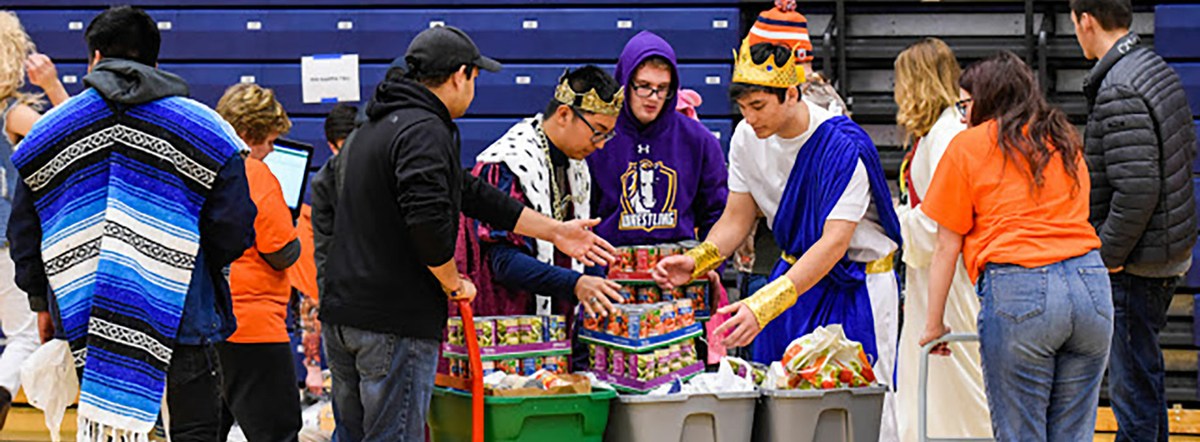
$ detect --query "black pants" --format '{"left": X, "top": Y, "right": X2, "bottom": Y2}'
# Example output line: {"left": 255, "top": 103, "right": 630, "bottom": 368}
{"left": 165, "top": 344, "right": 224, "bottom": 442}
{"left": 217, "top": 342, "right": 301, "bottom": 442}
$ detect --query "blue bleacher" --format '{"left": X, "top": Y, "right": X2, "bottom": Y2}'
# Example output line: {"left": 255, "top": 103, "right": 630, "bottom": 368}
{"left": 1173, "top": 64, "right": 1200, "bottom": 118}
{"left": 291, "top": 117, "right": 732, "bottom": 170}
{"left": 55, "top": 63, "right": 734, "bottom": 118}
{"left": 1156, "top": 5, "right": 1200, "bottom": 59}
{"left": 18, "top": 9, "right": 739, "bottom": 62}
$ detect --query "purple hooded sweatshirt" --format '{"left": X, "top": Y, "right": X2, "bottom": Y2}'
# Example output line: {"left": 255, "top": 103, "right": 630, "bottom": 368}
{"left": 587, "top": 31, "right": 729, "bottom": 247}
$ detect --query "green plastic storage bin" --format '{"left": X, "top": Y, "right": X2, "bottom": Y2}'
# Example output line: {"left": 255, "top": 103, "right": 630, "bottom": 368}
{"left": 428, "top": 387, "right": 617, "bottom": 442}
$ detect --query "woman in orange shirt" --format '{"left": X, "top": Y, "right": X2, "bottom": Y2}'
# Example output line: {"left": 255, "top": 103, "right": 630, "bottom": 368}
{"left": 216, "top": 83, "right": 302, "bottom": 442}
{"left": 919, "top": 51, "right": 1111, "bottom": 441}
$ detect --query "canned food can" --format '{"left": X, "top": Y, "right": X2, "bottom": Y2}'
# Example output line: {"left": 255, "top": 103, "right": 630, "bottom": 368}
{"left": 635, "top": 285, "right": 660, "bottom": 304}
{"left": 498, "top": 359, "right": 520, "bottom": 375}
{"left": 522, "top": 316, "right": 543, "bottom": 344}
{"left": 669, "top": 344, "right": 683, "bottom": 372}
{"left": 606, "top": 309, "right": 629, "bottom": 338}
{"left": 618, "top": 284, "right": 636, "bottom": 303}
{"left": 611, "top": 349, "right": 625, "bottom": 377}
{"left": 655, "top": 348, "right": 671, "bottom": 377}
{"left": 676, "top": 300, "right": 694, "bottom": 326}
{"left": 447, "top": 317, "right": 463, "bottom": 346}
{"left": 521, "top": 357, "right": 541, "bottom": 376}
{"left": 543, "top": 315, "right": 567, "bottom": 342}
{"left": 496, "top": 317, "right": 521, "bottom": 346}
{"left": 475, "top": 318, "right": 495, "bottom": 347}
{"left": 636, "top": 353, "right": 657, "bottom": 381}
{"left": 594, "top": 345, "right": 608, "bottom": 372}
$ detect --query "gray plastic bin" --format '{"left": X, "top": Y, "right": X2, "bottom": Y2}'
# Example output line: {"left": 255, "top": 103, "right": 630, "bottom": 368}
{"left": 752, "top": 385, "right": 886, "bottom": 442}
{"left": 604, "top": 390, "right": 759, "bottom": 442}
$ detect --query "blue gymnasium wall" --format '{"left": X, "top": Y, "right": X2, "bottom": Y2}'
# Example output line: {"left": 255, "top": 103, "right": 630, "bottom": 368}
{"left": 14, "top": 4, "right": 743, "bottom": 169}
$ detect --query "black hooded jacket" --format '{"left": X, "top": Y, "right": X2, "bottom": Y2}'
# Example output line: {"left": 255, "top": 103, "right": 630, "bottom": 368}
{"left": 318, "top": 75, "right": 523, "bottom": 339}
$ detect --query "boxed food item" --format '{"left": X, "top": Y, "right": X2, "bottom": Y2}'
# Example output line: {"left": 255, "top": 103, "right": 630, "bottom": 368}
{"left": 496, "top": 317, "right": 522, "bottom": 346}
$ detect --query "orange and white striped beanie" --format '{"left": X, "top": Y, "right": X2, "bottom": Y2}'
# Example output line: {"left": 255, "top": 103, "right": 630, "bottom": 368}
{"left": 745, "top": 0, "right": 814, "bottom": 64}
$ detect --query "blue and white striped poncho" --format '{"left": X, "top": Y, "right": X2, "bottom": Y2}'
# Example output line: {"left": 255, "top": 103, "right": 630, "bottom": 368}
{"left": 13, "top": 87, "right": 243, "bottom": 441}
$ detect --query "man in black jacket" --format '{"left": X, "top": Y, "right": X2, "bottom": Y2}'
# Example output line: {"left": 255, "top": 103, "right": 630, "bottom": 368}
{"left": 1074, "top": 1, "right": 1197, "bottom": 440}
{"left": 318, "top": 26, "right": 618, "bottom": 442}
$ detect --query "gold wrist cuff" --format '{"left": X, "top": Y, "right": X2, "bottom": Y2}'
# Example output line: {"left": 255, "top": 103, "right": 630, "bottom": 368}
{"left": 742, "top": 276, "right": 799, "bottom": 330}
{"left": 684, "top": 241, "right": 723, "bottom": 280}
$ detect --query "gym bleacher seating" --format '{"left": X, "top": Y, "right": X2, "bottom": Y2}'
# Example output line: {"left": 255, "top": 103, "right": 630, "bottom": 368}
{"left": 1155, "top": 4, "right": 1200, "bottom": 60}
{"left": 17, "top": 9, "right": 739, "bottom": 62}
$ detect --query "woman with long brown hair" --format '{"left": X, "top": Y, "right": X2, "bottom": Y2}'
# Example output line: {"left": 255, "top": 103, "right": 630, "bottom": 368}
{"left": 919, "top": 51, "right": 1110, "bottom": 441}
{"left": 892, "top": 38, "right": 990, "bottom": 442}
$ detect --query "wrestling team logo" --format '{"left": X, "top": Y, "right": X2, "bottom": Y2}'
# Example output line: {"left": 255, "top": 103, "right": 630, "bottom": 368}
{"left": 619, "top": 159, "right": 678, "bottom": 232}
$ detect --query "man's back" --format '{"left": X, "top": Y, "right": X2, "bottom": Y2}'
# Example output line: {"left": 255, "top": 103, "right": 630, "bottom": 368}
{"left": 9, "top": 59, "right": 257, "bottom": 345}
{"left": 1084, "top": 34, "right": 1197, "bottom": 273}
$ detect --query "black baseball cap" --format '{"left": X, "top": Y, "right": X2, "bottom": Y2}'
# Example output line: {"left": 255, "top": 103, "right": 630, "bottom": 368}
{"left": 405, "top": 26, "right": 502, "bottom": 75}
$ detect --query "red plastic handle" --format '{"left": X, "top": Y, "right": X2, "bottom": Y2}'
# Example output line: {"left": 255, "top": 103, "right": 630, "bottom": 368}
{"left": 457, "top": 300, "right": 484, "bottom": 442}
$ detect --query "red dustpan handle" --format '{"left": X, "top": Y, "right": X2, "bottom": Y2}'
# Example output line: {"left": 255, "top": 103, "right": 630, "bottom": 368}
{"left": 457, "top": 300, "right": 484, "bottom": 442}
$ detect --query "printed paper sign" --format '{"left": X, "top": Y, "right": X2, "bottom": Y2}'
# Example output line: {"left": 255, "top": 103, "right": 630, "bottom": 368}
{"left": 301, "top": 54, "right": 360, "bottom": 104}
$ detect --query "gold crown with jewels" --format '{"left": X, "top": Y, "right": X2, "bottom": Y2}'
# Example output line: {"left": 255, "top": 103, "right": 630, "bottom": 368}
{"left": 554, "top": 71, "right": 625, "bottom": 116}
{"left": 732, "top": 38, "right": 806, "bottom": 89}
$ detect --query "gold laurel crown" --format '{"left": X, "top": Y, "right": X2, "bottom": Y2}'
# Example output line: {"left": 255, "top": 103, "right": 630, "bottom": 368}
{"left": 732, "top": 38, "right": 804, "bottom": 89}
{"left": 554, "top": 71, "right": 625, "bottom": 117}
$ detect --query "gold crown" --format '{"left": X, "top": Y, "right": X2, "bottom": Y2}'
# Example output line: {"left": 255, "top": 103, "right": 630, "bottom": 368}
{"left": 732, "top": 38, "right": 806, "bottom": 89}
{"left": 554, "top": 72, "right": 625, "bottom": 117}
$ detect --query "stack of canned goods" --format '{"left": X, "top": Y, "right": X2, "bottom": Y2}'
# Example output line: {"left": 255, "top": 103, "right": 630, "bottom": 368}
{"left": 581, "top": 300, "right": 695, "bottom": 340}
{"left": 446, "top": 314, "right": 568, "bottom": 347}
{"left": 448, "top": 354, "right": 569, "bottom": 380}
{"left": 611, "top": 244, "right": 684, "bottom": 274}
{"left": 587, "top": 338, "right": 699, "bottom": 383}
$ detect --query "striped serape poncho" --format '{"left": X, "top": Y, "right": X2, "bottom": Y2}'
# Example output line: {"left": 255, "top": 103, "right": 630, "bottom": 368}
{"left": 11, "top": 59, "right": 245, "bottom": 441}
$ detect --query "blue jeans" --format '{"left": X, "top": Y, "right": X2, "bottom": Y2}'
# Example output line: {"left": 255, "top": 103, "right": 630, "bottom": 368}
{"left": 1108, "top": 272, "right": 1178, "bottom": 442}
{"left": 323, "top": 324, "right": 440, "bottom": 442}
{"left": 977, "top": 250, "right": 1113, "bottom": 442}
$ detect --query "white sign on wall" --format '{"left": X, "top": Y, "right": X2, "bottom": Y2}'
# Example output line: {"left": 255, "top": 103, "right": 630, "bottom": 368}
{"left": 301, "top": 54, "right": 360, "bottom": 104}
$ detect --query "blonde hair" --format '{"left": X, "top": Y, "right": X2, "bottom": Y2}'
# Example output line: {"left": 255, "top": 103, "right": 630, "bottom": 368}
{"left": 894, "top": 38, "right": 960, "bottom": 141}
{"left": 216, "top": 83, "right": 292, "bottom": 145}
{"left": 0, "top": 11, "right": 43, "bottom": 111}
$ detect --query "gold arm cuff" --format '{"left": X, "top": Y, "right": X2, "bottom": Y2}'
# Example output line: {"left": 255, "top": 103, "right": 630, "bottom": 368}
{"left": 684, "top": 242, "right": 723, "bottom": 280}
{"left": 741, "top": 276, "right": 799, "bottom": 330}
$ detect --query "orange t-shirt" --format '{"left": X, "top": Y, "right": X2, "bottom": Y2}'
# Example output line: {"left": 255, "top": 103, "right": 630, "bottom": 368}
{"left": 922, "top": 121, "right": 1101, "bottom": 283}
{"left": 288, "top": 204, "right": 319, "bottom": 302}
{"left": 229, "top": 157, "right": 298, "bottom": 343}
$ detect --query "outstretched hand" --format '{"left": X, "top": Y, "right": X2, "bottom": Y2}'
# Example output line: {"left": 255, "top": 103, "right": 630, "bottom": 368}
{"left": 652, "top": 255, "right": 696, "bottom": 289}
{"left": 712, "top": 303, "right": 761, "bottom": 348}
{"left": 552, "top": 218, "right": 618, "bottom": 267}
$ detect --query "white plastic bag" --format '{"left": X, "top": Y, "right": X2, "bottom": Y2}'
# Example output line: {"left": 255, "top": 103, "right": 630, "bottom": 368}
{"left": 19, "top": 339, "right": 79, "bottom": 442}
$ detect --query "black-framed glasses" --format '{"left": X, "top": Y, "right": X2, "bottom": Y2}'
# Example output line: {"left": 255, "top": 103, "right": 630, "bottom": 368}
{"left": 569, "top": 107, "right": 617, "bottom": 144}
{"left": 955, "top": 98, "right": 973, "bottom": 117}
{"left": 630, "top": 83, "right": 675, "bottom": 100}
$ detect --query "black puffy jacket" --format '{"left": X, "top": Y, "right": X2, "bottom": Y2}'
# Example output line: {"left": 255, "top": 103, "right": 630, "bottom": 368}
{"left": 1083, "top": 33, "right": 1197, "bottom": 275}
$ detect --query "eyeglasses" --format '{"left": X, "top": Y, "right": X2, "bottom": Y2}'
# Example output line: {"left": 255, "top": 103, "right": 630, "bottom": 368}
{"left": 630, "top": 83, "right": 675, "bottom": 100}
{"left": 570, "top": 106, "right": 617, "bottom": 144}
{"left": 955, "top": 98, "right": 973, "bottom": 117}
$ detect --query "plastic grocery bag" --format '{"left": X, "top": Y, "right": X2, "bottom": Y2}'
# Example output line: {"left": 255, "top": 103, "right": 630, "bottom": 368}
{"left": 19, "top": 339, "right": 79, "bottom": 442}
{"left": 776, "top": 324, "right": 876, "bottom": 390}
